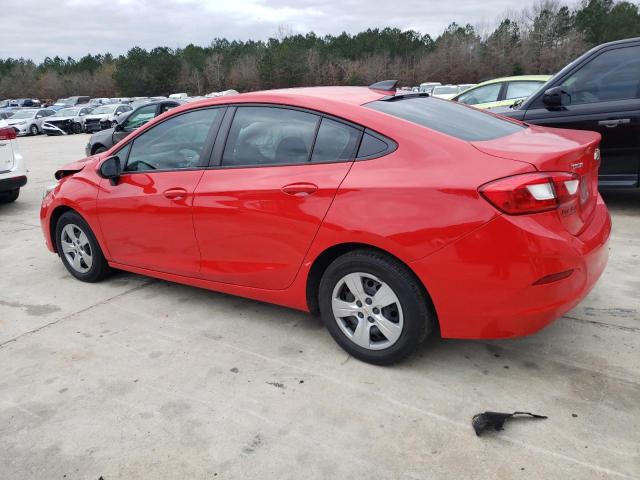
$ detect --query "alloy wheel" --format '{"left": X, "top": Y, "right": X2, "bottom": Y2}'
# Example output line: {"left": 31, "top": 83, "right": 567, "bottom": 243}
{"left": 60, "top": 223, "right": 93, "bottom": 273}
{"left": 331, "top": 272, "right": 404, "bottom": 350}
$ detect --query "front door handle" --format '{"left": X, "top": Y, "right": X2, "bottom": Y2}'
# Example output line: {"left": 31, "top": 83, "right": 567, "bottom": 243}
{"left": 281, "top": 182, "right": 318, "bottom": 196}
{"left": 163, "top": 187, "right": 188, "bottom": 199}
{"left": 598, "top": 118, "right": 630, "bottom": 128}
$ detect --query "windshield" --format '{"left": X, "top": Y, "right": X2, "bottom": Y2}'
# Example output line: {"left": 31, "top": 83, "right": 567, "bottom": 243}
{"left": 433, "top": 86, "right": 459, "bottom": 95}
{"left": 53, "top": 108, "right": 79, "bottom": 117}
{"left": 9, "top": 110, "right": 37, "bottom": 119}
{"left": 367, "top": 96, "right": 524, "bottom": 141}
{"left": 91, "top": 105, "right": 117, "bottom": 114}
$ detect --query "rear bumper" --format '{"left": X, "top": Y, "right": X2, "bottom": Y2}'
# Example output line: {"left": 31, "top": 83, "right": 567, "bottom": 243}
{"left": 411, "top": 195, "right": 611, "bottom": 339}
{"left": 0, "top": 175, "right": 27, "bottom": 192}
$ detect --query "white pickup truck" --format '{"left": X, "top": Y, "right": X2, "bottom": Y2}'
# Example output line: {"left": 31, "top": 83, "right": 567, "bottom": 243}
{"left": 0, "top": 119, "right": 27, "bottom": 203}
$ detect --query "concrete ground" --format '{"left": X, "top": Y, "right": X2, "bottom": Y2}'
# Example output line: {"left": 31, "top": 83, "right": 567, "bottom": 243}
{"left": 1, "top": 134, "right": 638, "bottom": 480}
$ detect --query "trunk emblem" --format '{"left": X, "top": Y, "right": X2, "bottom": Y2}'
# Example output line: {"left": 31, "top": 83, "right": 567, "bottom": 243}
{"left": 571, "top": 162, "right": 583, "bottom": 170}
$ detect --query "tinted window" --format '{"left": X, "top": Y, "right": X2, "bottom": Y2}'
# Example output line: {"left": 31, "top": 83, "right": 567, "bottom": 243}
{"left": 357, "top": 133, "right": 389, "bottom": 158}
{"left": 367, "top": 97, "right": 524, "bottom": 141}
{"left": 560, "top": 46, "right": 640, "bottom": 104}
{"left": 311, "top": 118, "right": 361, "bottom": 162}
{"left": 124, "top": 104, "right": 157, "bottom": 131}
{"left": 222, "top": 107, "right": 319, "bottom": 167}
{"left": 505, "top": 81, "right": 544, "bottom": 100}
{"left": 456, "top": 83, "right": 502, "bottom": 105}
{"left": 124, "top": 108, "right": 222, "bottom": 172}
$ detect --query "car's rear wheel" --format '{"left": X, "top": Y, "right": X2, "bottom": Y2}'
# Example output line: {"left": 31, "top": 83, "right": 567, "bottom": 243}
{"left": 29, "top": 124, "right": 39, "bottom": 135}
{"left": 0, "top": 188, "right": 19, "bottom": 203}
{"left": 319, "top": 249, "right": 434, "bottom": 365}
{"left": 55, "top": 211, "right": 111, "bottom": 282}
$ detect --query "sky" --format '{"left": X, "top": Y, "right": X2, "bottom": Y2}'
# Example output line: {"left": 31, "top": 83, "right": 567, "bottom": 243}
{"left": 1, "top": 0, "right": 550, "bottom": 61}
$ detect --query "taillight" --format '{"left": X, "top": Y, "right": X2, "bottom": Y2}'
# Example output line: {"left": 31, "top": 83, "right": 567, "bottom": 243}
{"left": 480, "top": 172, "right": 581, "bottom": 215}
{"left": 0, "top": 127, "right": 16, "bottom": 141}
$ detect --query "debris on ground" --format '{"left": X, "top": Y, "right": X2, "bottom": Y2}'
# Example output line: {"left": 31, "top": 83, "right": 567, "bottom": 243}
{"left": 472, "top": 411, "right": 548, "bottom": 436}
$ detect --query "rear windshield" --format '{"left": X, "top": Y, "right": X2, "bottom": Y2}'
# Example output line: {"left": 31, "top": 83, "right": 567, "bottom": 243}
{"left": 367, "top": 97, "right": 524, "bottom": 141}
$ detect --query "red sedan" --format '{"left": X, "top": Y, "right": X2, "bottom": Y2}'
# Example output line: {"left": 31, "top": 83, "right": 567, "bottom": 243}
{"left": 40, "top": 83, "right": 611, "bottom": 365}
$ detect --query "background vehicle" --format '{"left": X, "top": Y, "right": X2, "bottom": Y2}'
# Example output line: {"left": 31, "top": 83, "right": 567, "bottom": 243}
{"left": 0, "top": 112, "right": 13, "bottom": 120}
{"left": 5, "top": 108, "right": 55, "bottom": 135}
{"left": 83, "top": 104, "right": 133, "bottom": 132}
{"left": 62, "top": 96, "right": 90, "bottom": 107}
{"left": 452, "top": 75, "right": 551, "bottom": 109}
{"left": 16, "top": 98, "right": 41, "bottom": 108}
{"left": 430, "top": 85, "right": 461, "bottom": 99}
{"left": 42, "top": 106, "right": 93, "bottom": 135}
{"left": 0, "top": 119, "right": 27, "bottom": 203}
{"left": 43, "top": 84, "right": 610, "bottom": 365}
{"left": 50, "top": 99, "right": 68, "bottom": 111}
{"left": 85, "top": 99, "right": 182, "bottom": 155}
{"left": 497, "top": 37, "right": 640, "bottom": 188}
{"left": 418, "top": 82, "right": 441, "bottom": 93}
{"left": 457, "top": 83, "right": 476, "bottom": 92}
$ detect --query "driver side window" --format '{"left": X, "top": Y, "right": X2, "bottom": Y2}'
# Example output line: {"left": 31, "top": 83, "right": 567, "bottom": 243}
{"left": 560, "top": 46, "right": 640, "bottom": 105}
{"left": 124, "top": 108, "right": 222, "bottom": 172}
{"left": 124, "top": 104, "right": 157, "bottom": 132}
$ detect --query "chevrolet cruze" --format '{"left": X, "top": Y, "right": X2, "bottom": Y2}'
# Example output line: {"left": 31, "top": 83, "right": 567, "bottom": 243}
{"left": 40, "top": 83, "right": 611, "bottom": 364}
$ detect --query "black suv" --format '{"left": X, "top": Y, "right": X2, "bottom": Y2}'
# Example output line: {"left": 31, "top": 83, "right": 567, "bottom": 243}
{"left": 85, "top": 100, "right": 183, "bottom": 156}
{"left": 497, "top": 37, "right": 640, "bottom": 188}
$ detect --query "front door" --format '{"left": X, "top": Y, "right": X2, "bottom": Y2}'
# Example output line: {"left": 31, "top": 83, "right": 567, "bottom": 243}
{"left": 193, "top": 106, "right": 362, "bottom": 289}
{"left": 523, "top": 45, "right": 640, "bottom": 187}
{"left": 98, "top": 107, "right": 224, "bottom": 275}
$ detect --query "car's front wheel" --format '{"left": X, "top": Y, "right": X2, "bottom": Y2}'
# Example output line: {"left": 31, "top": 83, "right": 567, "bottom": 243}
{"left": 55, "top": 211, "right": 111, "bottom": 282}
{"left": 29, "top": 124, "right": 39, "bottom": 135}
{"left": 319, "top": 249, "right": 434, "bottom": 365}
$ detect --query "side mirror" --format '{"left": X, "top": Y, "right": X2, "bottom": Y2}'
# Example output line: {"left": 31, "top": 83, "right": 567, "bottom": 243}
{"left": 542, "top": 86, "right": 570, "bottom": 108}
{"left": 99, "top": 155, "right": 121, "bottom": 186}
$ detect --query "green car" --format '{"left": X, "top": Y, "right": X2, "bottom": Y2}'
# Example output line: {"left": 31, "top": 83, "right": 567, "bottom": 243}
{"left": 451, "top": 75, "right": 551, "bottom": 109}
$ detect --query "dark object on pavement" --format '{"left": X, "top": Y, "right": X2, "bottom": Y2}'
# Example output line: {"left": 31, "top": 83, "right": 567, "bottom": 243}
{"left": 472, "top": 411, "right": 548, "bottom": 436}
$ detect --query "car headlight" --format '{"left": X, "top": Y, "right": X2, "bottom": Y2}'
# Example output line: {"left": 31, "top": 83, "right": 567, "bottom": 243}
{"left": 16, "top": 121, "right": 26, "bottom": 125}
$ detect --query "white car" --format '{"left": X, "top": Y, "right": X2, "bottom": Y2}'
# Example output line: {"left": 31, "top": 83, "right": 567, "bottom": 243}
{"left": 430, "top": 85, "right": 462, "bottom": 100}
{"left": 0, "top": 119, "right": 27, "bottom": 203}
{"left": 5, "top": 108, "right": 56, "bottom": 136}
{"left": 42, "top": 106, "right": 93, "bottom": 135}
{"left": 83, "top": 104, "right": 132, "bottom": 133}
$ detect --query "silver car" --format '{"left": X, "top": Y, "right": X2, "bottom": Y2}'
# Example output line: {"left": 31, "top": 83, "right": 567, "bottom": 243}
{"left": 42, "top": 106, "right": 94, "bottom": 135}
{"left": 83, "top": 104, "right": 132, "bottom": 133}
{"left": 5, "top": 108, "right": 56, "bottom": 136}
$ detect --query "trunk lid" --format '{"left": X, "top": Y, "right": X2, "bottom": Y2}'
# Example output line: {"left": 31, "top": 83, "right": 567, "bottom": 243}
{"left": 472, "top": 125, "right": 601, "bottom": 236}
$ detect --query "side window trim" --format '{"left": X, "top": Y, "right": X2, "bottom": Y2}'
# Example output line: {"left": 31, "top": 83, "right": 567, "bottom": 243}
{"left": 113, "top": 106, "right": 226, "bottom": 174}
{"left": 356, "top": 129, "right": 397, "bottom": 160}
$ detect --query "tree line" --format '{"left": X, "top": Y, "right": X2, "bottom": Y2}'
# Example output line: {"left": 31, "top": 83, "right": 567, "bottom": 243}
{"left": 1, "top": 0, "right": 639, "bottom": 100}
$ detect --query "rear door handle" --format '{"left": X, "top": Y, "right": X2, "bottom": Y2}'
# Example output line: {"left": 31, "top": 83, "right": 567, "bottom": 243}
{"left": 598, "top": 119, "right": 630, "bottom": 128}
{"left": 163, "top": 187, "right": 188, "bottom": 199}
{"left": 281, "top": 182, "right": 318, "bottom": 196}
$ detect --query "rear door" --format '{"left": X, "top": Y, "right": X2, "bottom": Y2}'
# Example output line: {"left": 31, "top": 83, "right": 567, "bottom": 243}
{"left": 192, "top": 106, "right": 362, "bottom": 289}
{"left": 522, "top": 45, "right": 640, "bottom": 187}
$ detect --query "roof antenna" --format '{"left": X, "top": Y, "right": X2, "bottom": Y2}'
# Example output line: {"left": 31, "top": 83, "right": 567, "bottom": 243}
{"left": 369, "top": 80, "right": 399, "bottom": 92}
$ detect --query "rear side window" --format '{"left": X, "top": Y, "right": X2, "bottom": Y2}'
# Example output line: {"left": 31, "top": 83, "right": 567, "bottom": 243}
{"left": 456, "top": 83, "right": 502, "bottom": 105}
{"left": 311, "top": 118, "right": 361, "bottom": 163}
{"left": 367, "top": 97, "right": 524, "bottom": 141}
{"left": 222, "top": 107, "right": 319, "bottom": 166}
{"left": 505, "top": 81, "right": 544, "bottom": 100}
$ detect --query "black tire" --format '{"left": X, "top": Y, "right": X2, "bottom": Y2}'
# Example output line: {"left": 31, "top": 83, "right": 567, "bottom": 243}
{"left": 93, "top": 145, "right": 107, "bottom": 154}
{"left": 55, "top": 211, "right": 112, "bottom": 282}
{"left": 0, "top": 188, "right": 19, "bottom": 203}
{"left": 29, "top": 124, "right": 39, "bottom": 135}
{"left": 318, "top": 249, "right": 434, "bottom": 365}
{"left": 72, "top": 123, "right": 82, "bottom": 134}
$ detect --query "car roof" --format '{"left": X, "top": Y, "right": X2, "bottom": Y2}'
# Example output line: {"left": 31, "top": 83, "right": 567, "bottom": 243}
{"left": 474, "top": 75, "right": 552, "bottom": 87}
